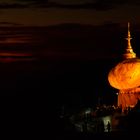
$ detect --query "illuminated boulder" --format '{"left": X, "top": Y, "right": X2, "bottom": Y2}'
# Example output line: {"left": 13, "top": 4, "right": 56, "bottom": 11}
{"left": 107, "top": 23, "right": 140, "bottom": 111}
{"left": 108, "top": 58, "right": 140, "bottom": 90}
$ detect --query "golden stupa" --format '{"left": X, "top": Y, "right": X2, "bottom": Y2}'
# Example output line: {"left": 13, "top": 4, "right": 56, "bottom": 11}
{"left": 108, "top": 23, "right": 140, "bottom": 111}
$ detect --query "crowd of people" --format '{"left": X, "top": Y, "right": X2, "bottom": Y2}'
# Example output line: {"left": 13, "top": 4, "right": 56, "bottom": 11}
{"left": 58, "top": 104, "right": 138, "bottom": 133}
{"left": 62, "top": 105, "right": 120, "bottom": 133}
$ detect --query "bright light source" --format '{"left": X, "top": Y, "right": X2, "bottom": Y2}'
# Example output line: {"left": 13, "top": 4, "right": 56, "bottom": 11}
{"left": 101, "top": 116, "right": 112, "bottom": 132}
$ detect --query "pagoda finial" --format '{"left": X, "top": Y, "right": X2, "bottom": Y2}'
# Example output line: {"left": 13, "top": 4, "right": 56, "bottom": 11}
{"left": 123, "top": 22, "right": 136, "bottom": 59}
{"left": 127, "top": 22, "right": 132, "bottom": 49}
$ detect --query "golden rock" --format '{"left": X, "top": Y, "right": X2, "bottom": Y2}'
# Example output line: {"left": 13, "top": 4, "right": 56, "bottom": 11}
{"left": 108, "top": 58, "right": 140, "bottom": 90}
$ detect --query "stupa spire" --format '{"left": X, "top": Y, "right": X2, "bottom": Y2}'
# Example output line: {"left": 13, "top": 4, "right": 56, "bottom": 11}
{"left": 123, "top": 22, "right": 136, "bottom": 59}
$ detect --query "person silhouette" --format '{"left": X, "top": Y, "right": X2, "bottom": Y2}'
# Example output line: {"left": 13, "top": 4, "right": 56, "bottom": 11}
{"left": 107, "top": 121, "right": 111, "bottom": 132}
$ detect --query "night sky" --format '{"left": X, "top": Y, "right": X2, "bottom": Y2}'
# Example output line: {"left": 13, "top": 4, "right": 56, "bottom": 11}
{"left": 0, "top": 0, "right": 140, "bottom": 26}
{"left": 1, "top": 1, "right": 140, "bottom": 133}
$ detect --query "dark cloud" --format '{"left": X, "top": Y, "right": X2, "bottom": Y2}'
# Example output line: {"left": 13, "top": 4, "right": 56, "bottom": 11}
{"left": 32, "top": 0, "right": 140, "bottom": 10}
{"left": 15, "top": 0, "right": 48, "bottom": 2}
{"left": 0, "top": 0, "right": 49, "bottom": 9}
{"left": 45, "top": 3, "right": 112, "bottom": 10}
{"left": 16, "top": 0, "right": 48, "bottom": 4}
{"left": 0, "top": 3, "right": 27, "bottom": 9}
{"left": 52, "top": 0, "right": 140, "bottom": 10}
{"left": 0, "top": 22, "right": 23, "bottom": 26}
{"left": 93, "top": 0, "right": 140, "bottom": 8}
{"left": 0, "top": 0, "right": 140, "bottom": 10}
